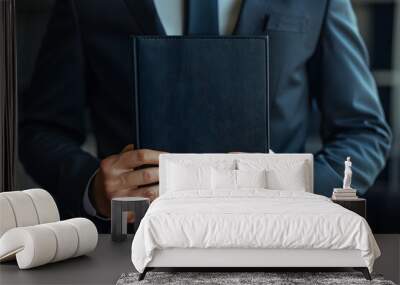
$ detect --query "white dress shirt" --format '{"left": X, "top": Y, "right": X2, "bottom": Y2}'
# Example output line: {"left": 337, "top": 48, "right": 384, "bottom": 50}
{"left": 154, "top": 0, "right": 242, "bottom": 36}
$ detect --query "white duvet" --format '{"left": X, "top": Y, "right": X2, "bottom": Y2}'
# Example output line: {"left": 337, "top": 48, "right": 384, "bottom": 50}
{"left": 131, "top": 190, "right": 380, "bottom": 273}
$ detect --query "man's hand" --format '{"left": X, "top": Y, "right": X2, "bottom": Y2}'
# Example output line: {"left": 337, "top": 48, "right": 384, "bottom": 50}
{"left": 91, "top": 144, "right": 164, "bottom": 218}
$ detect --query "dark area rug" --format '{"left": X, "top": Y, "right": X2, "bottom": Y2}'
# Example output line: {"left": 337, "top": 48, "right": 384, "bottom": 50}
{"left": 117, "top": 272, "right": 396, "bottom": 285}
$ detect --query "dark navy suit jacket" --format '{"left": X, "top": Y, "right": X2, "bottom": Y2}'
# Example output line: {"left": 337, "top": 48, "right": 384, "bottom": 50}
{"left": 19, "top": 0, "right": 391, "bottom": 231}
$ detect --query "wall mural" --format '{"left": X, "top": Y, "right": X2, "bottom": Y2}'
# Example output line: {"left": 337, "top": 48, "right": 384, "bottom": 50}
{"left": 3, "top": 1, "right": 399, "bottom": 234}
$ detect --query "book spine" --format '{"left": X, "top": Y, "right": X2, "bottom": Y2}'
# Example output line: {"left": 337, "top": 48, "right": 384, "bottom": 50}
{"left": 334, "top": 189, "right": 357, "bottom": 193}
{"left": 332, "top": 192, "right": 358, "bottom": 196}
{"left": 332, "top": 195, "right": 359, "bottom": 200}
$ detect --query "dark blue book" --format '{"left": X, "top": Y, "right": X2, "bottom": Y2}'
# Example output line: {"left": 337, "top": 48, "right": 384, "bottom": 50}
{"left": 131, "top": 36, "right": 269, "bottom": 153}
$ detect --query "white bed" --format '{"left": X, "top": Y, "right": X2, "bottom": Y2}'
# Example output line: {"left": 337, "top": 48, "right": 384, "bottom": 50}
{"left": 131, "top": 154, "right": 380, "bottom": 280}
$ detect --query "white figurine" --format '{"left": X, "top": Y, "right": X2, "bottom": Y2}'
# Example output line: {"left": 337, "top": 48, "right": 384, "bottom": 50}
{"left": 342, "top": 157, "right": 352, "bottom": 189}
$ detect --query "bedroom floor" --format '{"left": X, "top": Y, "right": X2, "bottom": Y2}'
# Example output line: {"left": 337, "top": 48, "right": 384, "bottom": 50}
{"left": 373, "top": 235, "right": 400, "bottom": 284}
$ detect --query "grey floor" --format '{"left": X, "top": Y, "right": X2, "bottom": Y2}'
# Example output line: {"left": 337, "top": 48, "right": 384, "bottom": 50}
{"left": 374, "top": 235, "right": 400, "bottom": 284}
{"left": 0, "top": 235, "right": 134, "bottom": 285}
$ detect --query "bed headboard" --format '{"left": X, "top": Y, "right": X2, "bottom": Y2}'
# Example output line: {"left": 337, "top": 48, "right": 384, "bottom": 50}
{"left": 159, "top": 153, "right": 314, "bottom": 195}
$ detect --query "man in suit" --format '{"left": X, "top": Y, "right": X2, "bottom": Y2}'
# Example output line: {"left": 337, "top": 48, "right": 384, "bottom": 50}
{"left": 19, "top": 0, "right": 391, "bottom": 232}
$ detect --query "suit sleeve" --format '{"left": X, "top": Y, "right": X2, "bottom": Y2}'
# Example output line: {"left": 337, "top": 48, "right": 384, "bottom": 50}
{"left": 18, "top": 0, "right": 99, "bottom": 219}
{"left": 312, "top": 0, "right": 392, "bottom": 196}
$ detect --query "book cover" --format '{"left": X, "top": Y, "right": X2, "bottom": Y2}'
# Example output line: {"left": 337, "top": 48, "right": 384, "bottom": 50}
{"left": 131, "top": 36, "right": 270, "bottom": 153}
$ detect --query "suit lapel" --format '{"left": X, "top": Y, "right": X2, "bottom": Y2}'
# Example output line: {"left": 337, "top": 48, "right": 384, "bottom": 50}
{"left": 123, "top": 0, "right": 166, "bottom": 35}
{"left": 234, "top": 0, "right": 271, "bottom": 35}
{"left": 234, "top": 0, "right": 281, "bottom": 104}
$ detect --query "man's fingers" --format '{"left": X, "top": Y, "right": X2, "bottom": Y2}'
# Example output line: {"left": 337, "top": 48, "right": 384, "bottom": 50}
{"left": 120, "top": 167, "right": 159, "bottom": 188}
{"left": 121, "top": 144, "right": 134, "bottom": 153}
{"left": 113, "top": 186, "right": 158, "bottom": 199}
{"left": 117, "top": 149, "right": 164, "bottom": 169}
{"left": 113, "top": 187, "right": 153, "bottom": 198}
{"left": 137, "top": 185, "right": 159, "bottom": 200}
{"left": 126, "top": 185, "right": 159, "bottom": 201}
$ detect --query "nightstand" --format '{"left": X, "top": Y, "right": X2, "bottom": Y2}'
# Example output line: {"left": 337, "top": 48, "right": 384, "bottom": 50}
{"left": 331, "top": 198, "right": 366, "bottom": 219}
{"left": 111, "top": 197, "right": 150, "bottom": 242}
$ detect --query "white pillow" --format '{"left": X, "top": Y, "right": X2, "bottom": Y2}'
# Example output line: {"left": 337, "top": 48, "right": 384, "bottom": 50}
{"left": 211, "top": 169, "right": 267, "bottom": 190}
{"left": 167, "top": 163, "right": 211, "bottom": 191}
{"left": 266, "top": 165, "right": 306, "bottom": 191}
{"left": 211, "top": 169, "right": 236, "bottom": 190}
{"left": 238, "top": 159, "right": 308, "bottom": 191}
{"left": 236, "top": 169, "right": 267, "bottom": 188}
